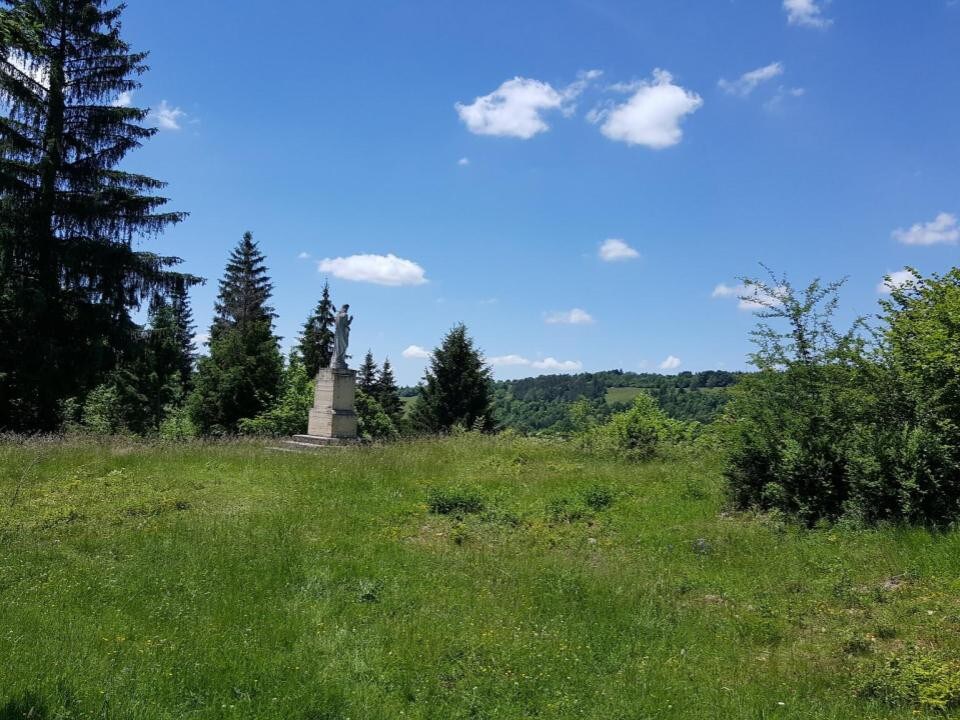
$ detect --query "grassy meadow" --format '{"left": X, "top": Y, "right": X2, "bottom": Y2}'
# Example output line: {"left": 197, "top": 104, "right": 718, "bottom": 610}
{"left": 1, "top": 435, "right": 959, "bottom": 719}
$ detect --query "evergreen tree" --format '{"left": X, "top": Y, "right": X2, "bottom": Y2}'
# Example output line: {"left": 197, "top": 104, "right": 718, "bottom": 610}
{"left": 375, "top": 357, "right": 403, "bottom": 425}
{"left": 298, "top": 280, "right": 335, "bottom": 376}
{"left": 358, "top": 350, "right": 378, "bottom": 393}
{"left": 410, "top": 324, "right": 493, "bottom": 433}
{"left": 0, "top": 0, "right": 200, "bottom": 431}
{"left": 189, "top": 233, "right": 282, "bottom": 434}
{"left": 169, "top": 282, "right": 196, "bottom": 389}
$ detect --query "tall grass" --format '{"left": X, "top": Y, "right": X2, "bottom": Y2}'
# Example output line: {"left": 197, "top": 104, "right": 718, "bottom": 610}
{"left": 0, "top": 435, "right": 958, "bottom": 718}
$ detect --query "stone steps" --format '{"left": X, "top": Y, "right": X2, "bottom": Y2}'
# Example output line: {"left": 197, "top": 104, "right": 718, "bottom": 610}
{"left": 266, "top": 435, "right": 360, "bottom": 454}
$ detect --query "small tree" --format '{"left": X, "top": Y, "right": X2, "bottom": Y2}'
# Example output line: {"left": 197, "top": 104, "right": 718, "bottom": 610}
{"left": 189, "top": 233, "right": 282, "bottom": 434}
{"left": 298, "top": 280, "right": 336, "bottom": 377}
{"left": 375, "top": 358, "right": 404, "bottom": 425}
{"left": 358, "top": 350, "right": 379, "bottom": 394}
{"left": 410, "top": 324, "right": 493, "bottom": 433}
{"left": 239, "top": 353, "right": 314, "bottom": 437}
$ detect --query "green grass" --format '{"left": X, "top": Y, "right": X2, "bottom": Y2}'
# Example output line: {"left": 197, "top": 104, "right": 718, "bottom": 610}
{"left": 605, "top": 386, "right": 645, "bottom": 405}
{"left": 1, "top": 435, "right": 959, "bottom": 719}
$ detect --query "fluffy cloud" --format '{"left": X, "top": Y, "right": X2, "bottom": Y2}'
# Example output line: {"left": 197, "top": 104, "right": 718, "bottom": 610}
{"left": 783, "top": 0, "right": 832, "bottom": 28}
{"left": 402, "top": 345, "right": 431, "bottom": 359}
{"left": 545, "top": 308, "right": 595, "bottom": 325}
{"left": 317, "top": 253, "right": 428, "bottom": 286}
{"left": 590, "top": 69, "right": 702, "bottom": 149}
{"left": 713, "top": 282, "right": 784, "bottom": 311}
{"left": 718, "top": 62, "right": 784, "bottom": 97}
{"left": 455, "top": 71, "right": 599, "bottom": 139}
{"left": 892, "top": 213, "right": 959, "bottom": 246}
{"left": 659, "top": 355, "right": 682, "bottom": 370}
{"left": 457, "top": 157, "right": 470, "bottom": 166}
{"left": 488, "top": 355, "right": 583, "bottom": 373}
{"left": 152, "top": 100, "right": 186, "bottom": 130}
{"left": 599, "top": 238, "right": 640, "bottom": 262}
{"left": 297, "top": 251, "right": 311, "bottom": 260}
{"left": 877, "top": 269, "right": 916, "bottom": 295}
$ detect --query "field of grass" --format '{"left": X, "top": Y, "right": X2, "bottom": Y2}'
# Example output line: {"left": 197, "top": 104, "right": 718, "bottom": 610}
{"left": 605, "top": 386, "right": 644, "bottom": 405}
{"left": 2, "top": 435, "right": 959, "bottom": 719}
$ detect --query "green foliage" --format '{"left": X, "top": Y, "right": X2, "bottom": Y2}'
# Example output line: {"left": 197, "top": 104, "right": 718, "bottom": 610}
{"left": 298, "top": 280, "right": 336, "bottom": 377}
{"left": 577, "top": 393, "right": 692, "bottom": 461}
{"left": 374, "top": 358, "right": 404, "bottom": 427}
{"left": 492, "top": 370, "right": 740, "bottom": 433}
{"left": 0, "top": 0, "right": 200, "bottom": 431}
{"left": 189, "top": 233, "right": 282, "bottom": 434}
{"left": 410, "top": 324, "right": 494, "bottom": 433}
{"left": 157, "top": 404, "right": 198, "bottom": 441}
{"left": 355, "top": 389, "right": 397, "bottom": 441}
{"left": 857, "top": 648, "right": 960, "bottom": 710}
{"left": 238, "top": 355, "right": 314, "bottom": 437}
{"left": 426, "top": 486, "right": 485, "bottom": 515}
{"left": 725, "top": 267, "right": 960, "bottom": 525}
{"left": 581, "top": 484, "right": 615, "bottom": 511}
{"left": 357, "top": 350, "right": 379, "bottom": 394}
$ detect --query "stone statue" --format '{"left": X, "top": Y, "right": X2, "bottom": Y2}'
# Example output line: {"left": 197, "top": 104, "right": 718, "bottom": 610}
{"left": 332, "top": 304, "right": 352, "bottom": 369}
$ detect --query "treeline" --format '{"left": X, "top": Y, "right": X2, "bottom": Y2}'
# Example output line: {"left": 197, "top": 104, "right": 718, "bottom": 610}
{"left": 491, "top": 370, "right": 742, "bottom": 432}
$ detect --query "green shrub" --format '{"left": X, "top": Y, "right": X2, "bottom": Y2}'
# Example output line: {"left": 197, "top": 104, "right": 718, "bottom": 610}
{"left": 426, "top": 486, "right": 485, "bottom": 515}
{"left": 581, "top": 484, "right": 614, "bottom": 511}
{"left": 355, "top": 390, "right": 398, "bottom": 441}
{"left": 577, "top": 393, "right": 689, "bottom": 461}
{"left": 238, "top": 355, "right": 314, "bottom": 437}
{"left": 857, "top": 648, "right": 960, "bottom": 710}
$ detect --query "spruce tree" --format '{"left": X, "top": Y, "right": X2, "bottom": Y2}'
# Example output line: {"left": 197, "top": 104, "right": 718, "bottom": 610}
{"left": 189, "top": 233, "right": 282, "bottom": 434}
{"left": 375, "top": 357, "right": 404, "bottom": 425}
{"left": 0, "top": 0, "right": 200, "bottom": 431}
{"left": 298, "top": 280, "right": 335, "bottom": 377}
{"left": 410, "top": 324, "right": 493, "bottom": 433}
{"left": 358, "top": 350, "right": 378, "bottom": 393}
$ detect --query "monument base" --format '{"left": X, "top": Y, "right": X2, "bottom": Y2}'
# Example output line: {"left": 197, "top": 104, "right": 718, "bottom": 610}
{"left": 306, "top": 367, "right": 358, "bottom": 439}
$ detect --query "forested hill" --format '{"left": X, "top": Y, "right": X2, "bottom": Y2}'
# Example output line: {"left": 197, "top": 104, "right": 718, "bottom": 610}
{"left": 404, "top": 370, "right": 744, "bottom": 433}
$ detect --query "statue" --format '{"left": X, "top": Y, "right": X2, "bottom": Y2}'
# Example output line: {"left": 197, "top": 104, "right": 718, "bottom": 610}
{"left": 332, "top": 304, "right": 352, "bottom": 369}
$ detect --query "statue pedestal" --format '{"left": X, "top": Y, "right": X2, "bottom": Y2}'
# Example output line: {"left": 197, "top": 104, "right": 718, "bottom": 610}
{"left": 307, "top": 367, "right": 358, "bottom": 439}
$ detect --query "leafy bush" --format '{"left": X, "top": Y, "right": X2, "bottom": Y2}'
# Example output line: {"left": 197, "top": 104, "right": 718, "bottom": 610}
{"left": 577, "top": 393, "right": 691, "bottom": 461}
{"left": 158, "top": 404, "right": 198, "bottom": 440}
{"left": 426, "top": 486, "right": 485, "bottom": 515}
{"left": 238, "top": 355, "right": 313, "bottom": 437}
{"left": 724, "top": 268, "right": 960, "bottom": 525}
{"left": 581, "top": 484, "right": 615, "bottom": 511}
{"left": 355, "top": 389, "right": 398, "bottom": 441}
{"left": 857, "top": 648, "right": 960, "bottom": 710}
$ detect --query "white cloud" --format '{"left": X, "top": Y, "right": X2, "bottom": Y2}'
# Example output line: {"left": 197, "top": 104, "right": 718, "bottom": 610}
{"left": 533, "top": 357, "right": 583, "bottom": 372}
{"left": 718, "top": 62, "right": 784, "bottom": 97}
{"left": 659, "top": 355, "right": 682, "bottom": 370}
{"left": 112, "top": 91, "right": 134, "bottom": 108}
{"left": 457, "top": 157, "right": 470, "bottom": 166}
{"left": 591, "top": 69, "right": 703, "bottom": 149}
{"left": 297, "top": 251, "right": 311, "bottom": 260}
{"left": 545, "top": 308, "right": 595, "bottom": 325}
{"left": 877, "top": 269, "right": 916, "bottom": 295}
{"left": 454, "top": 71, "right": 599, "bottom": 139}
{"left": 193, "top": 332, "right": 210, "bottom": 347}
{"left": 783, "top": 0, "right": 833, "bottom": 28}
{"left": 892, "top": 212, "right": 959, "bottom": 246}
{"left": 152, "top": 100, "right": 186, "bottom": 130}
{"left": 402, "top": 345, "right": 431, "bottom": 359}
{"left": 488, "top": 355, "right": 583, "bottom": 373}
{"left": 317, "top": 253, "right": 428, "bottom": 286}
{"left": 712, "top": 282, "right": 785, "bottom": 311}
{"left": 599, "top": 238, "right": 640, "bottom": 262}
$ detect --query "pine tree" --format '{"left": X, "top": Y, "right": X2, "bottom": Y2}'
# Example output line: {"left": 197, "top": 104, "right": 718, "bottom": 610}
{"left": 410, "top": 324, "right": 493, "bottom": 433}
{"left": 189, "top": 233, "right": 282, "bottom": 434}
{"left": 169, "top": 282, "right": 196, "bottom": 390}
{"left": 0, "top": 0, "right": 200, "bottom": 431}
{"left": 298, "top": 280, "right": 335, "bottom": 377}
{"left": 375, "top": 357, "right": 404, "bottom": 425}
{"left": 358, "top": 350, "right": 378, "bottom": 393}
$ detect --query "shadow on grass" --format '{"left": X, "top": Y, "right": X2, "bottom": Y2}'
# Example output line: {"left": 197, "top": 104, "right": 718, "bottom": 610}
{"left": 0, "top": 693, "right": 48, "bottom": 719}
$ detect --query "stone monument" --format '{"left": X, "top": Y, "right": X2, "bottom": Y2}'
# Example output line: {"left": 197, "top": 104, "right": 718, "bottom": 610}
{"left": 306, "top": 305, "right": 358, "bottom": 440}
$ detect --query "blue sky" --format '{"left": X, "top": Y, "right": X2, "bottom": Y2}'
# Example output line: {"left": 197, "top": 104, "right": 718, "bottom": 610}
{"left": 120, "top": 0, "right": 960, "bottom": 385}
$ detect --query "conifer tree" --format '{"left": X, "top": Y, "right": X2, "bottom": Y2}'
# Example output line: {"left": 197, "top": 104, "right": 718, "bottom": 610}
{"left": 189, "top": 233, "right": 282, "bottom": 434}
{"left": 410, "top": 324, "right": 493, "bottom": 433}
{"left": 375, "top": 357, "right": 404, "bottom": 425}
{"left": 358, "top": 350, "right": 378, "bottom": 393}
{"left": 0, "top": 0, "right": 200, "bottom": 431}
{"left": 298, "top": 280, "right": 335, "bottom": 377}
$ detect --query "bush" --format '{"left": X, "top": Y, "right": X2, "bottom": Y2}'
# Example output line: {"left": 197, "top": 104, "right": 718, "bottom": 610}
{"left": 239, "top": 355, "right": 313, "bottom": 437}
{"left": 577, "top": 393, "right": 691, "bottom": 461}
{"left": 581, "top": 484, "right": 615, "bottom": 511}
{"left": 355, "top": 390, "right": 398, "bottom": 441}
{"left": 857, "top": 648, "right": 960, "bottom": 711}
{"left": 426, "top": 486, "right": 485, "bottom": 515}
{"left": 723, "top": 268, "right": 960, "bottom": 525}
